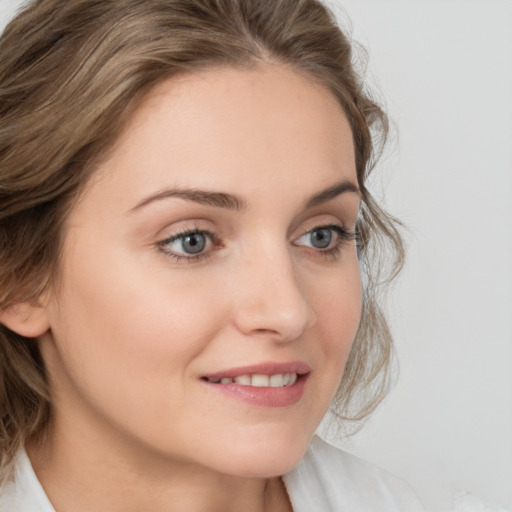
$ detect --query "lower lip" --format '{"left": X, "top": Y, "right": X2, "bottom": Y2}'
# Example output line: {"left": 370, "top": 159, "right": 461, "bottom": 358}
{"left": 202, "top": 374, "right": 309, "bottom": 408}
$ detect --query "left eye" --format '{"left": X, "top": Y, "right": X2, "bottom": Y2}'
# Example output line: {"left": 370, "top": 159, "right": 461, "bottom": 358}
{"left": 295, "top": 226, "right": 343, "bottom": 250}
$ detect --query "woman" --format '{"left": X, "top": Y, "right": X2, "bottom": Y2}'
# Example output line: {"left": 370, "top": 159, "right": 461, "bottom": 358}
{"left": 0, "top": 0, "right": 421, "bottom": 510}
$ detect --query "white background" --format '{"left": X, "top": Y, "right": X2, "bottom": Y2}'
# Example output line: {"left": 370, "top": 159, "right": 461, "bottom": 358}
{"left": 2, "top": 0, "right": 512, "bottom": 510}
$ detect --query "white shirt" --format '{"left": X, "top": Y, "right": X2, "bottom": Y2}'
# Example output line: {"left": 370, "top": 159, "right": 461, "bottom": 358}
{"left": 283, "top": 437, "right": 424, "bottom": 511}
{"left": 0, "top": 436, "right": 425, "bottom": 511}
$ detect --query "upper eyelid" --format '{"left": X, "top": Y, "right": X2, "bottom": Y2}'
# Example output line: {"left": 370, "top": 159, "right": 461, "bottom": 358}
{"left": 158, "top": 221, "right": 350, "bottom": 242}
{"left": 298, "top": 222, "right": 342, "bottom": 234}
{"left": 156, "top": 219, "right": 214, "bottom": 242}
{"left": 293, "top": 222, "right": 352, "bottom": 241}
{"left": 294, "top": 225, "right": 353, "bottom": 242}
{"left": 163, "top": 227, "right": 212, "bottom": 242}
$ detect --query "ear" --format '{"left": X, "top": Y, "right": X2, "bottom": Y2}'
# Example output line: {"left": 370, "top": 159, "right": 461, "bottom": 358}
{"left": 0, "top": 302, "right": 50, "bottom": 338}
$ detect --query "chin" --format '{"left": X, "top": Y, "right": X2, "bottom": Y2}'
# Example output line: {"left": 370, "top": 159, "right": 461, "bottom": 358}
{"left": 206, "top": 427, "right": 314, "bottom": 478}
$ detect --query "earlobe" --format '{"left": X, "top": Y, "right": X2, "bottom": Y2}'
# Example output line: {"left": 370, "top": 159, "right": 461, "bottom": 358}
{"left": 0, "top": 302, "right": 50, "bottom": 338}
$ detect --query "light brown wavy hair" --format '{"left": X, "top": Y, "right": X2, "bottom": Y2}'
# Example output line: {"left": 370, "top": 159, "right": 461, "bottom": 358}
{"left": 0, "top": 0, "right": 403, "bottom": 477}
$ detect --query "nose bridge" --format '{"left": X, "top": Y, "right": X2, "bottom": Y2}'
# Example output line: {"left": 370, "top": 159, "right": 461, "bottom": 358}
{"left": 231, "top": 236, "right": 317, "bottom": 341}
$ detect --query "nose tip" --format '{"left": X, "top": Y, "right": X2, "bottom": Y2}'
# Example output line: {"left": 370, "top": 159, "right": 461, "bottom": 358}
{"left": 232, "top": 268, "right": 317, "bottom": 343}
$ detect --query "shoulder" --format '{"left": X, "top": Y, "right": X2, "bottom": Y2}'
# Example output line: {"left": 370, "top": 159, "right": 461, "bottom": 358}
{"left": 283, "top": 436, "right": 425, "bottom": 512}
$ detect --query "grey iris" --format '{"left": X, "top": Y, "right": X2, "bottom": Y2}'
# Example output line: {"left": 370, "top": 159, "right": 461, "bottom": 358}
{"left": 182, "top": 233, "right": 206, "bottom": 254}
{"left": 310, "top": 228, "right": 332, "bottom": 249}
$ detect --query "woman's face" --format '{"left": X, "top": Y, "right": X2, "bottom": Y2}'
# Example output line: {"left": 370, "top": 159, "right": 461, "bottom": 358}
{"left": 39, "top": 64, "right": 361, "bottom": 477}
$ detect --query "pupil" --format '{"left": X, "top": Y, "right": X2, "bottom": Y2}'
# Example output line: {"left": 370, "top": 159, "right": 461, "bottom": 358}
{"left": 311, "top": 229, "right": 332, "bottom": 249}
{"left": 183, "top": 233, "right": 206, "bottom": 254}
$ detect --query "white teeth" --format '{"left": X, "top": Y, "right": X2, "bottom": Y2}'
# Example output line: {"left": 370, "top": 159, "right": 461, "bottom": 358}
{"left": 251, "top": 374, "right": 269, "bottom": 387}
{"left": 208, "top": 373, "right": 299, "bottom": 387}
{"left": 234, "top": 375, "right": 251, "bottom": 385}
{"left": 269, "top": 374, "right": 284, "bottom": 387}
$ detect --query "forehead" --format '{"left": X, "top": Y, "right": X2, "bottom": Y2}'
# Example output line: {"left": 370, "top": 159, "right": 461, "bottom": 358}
{"left": 84, "top": 63, "right": 356, "bottom": 211}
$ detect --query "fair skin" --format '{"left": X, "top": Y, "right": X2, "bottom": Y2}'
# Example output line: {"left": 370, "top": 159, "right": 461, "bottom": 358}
{"left": 7, "top": 63, "right": 361, "bottom": 511}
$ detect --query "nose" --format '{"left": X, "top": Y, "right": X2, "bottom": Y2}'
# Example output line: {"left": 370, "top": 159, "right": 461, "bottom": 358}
{"left": 230, "top": 245, "right": 317, "bottom": 343}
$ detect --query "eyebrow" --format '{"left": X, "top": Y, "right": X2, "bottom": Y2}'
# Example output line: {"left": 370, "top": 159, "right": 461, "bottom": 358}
{"left": 305, "top": 180, "right": 360, "bottom": 208}
{"left": 129, "top": 188, "right": 246, "bottom": 212}
{"left": 129, "top": 179, "right": 359, "bottom": 213}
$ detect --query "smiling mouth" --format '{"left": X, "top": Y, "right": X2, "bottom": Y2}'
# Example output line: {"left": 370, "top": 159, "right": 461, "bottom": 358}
{"left": 201, "top": 373, "right": 299, "bottom": 388}
{"left": 200, "top": 363, "right": 310, "bottom": 407}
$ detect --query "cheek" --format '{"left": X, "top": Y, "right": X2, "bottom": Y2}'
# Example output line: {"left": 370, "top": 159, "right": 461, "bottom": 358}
{"left": 44, "top": 249, "right": 231, "bottom": 403}
{"left": 311, "top": 261, "right": 362, "bottom": 375}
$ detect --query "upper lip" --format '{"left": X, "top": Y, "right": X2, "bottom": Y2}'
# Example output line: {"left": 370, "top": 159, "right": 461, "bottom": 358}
{"left": 201, "top": 361, "right": 311, "bottom": 380}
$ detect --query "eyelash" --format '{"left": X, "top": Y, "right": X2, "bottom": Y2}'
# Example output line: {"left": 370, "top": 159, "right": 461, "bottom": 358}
{"left": 158, "top": 227, "right": 220, "bottom": 263}
{"left": 157, "top": 224, "right": 357, "bottom": 263}
{"left": 295, "top": 224, "right": 357, "bottom": 261}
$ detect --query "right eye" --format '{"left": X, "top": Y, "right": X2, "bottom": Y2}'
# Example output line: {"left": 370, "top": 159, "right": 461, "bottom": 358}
{"left": 158, "top": 229, "right": 215, "bottom": 261}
